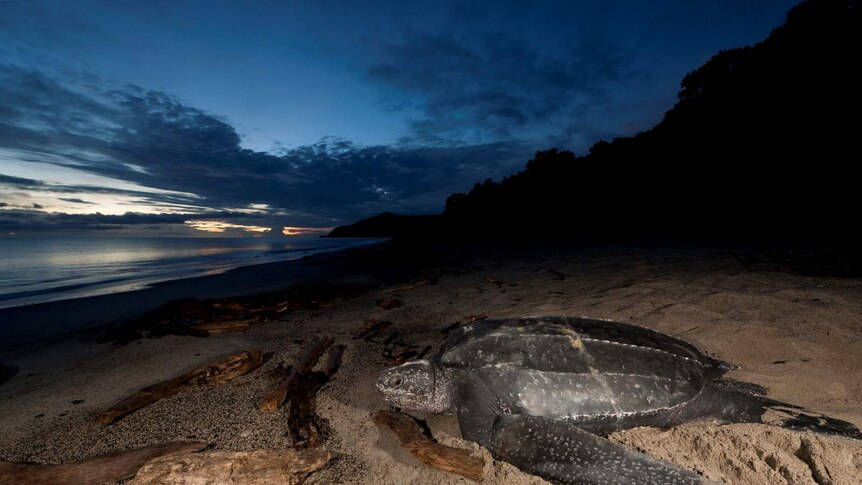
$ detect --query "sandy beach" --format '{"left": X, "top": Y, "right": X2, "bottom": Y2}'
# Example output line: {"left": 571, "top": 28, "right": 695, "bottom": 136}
{"left": 1, "top": 243, "right": 861, "bottom": 484}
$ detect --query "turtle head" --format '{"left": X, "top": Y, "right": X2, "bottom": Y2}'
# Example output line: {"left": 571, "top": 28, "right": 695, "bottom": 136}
{"left": 377, "top": 360, "right": 454, "bottom": 414}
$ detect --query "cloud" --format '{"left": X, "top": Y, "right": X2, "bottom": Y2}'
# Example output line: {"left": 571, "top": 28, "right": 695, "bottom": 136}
{"left": 367, "top": 31, "right": 636, "bottom": 145}
{"left": 0, "top": 208, "right": 270, "bottom": 234}
{"left": 0, "top": 173, "right": 45, "bottom": 188}
{"left": 0, "top": 64, "right": 534, "bottom": 232}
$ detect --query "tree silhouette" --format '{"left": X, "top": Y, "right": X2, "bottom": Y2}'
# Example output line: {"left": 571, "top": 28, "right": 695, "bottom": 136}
{"left": 333, "top": 0, "right": 861, "bottom": 248}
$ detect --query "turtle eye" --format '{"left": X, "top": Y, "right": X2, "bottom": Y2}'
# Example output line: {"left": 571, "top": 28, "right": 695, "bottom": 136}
{"left": 389, "top": 375, "right": 403, "bottom": 387}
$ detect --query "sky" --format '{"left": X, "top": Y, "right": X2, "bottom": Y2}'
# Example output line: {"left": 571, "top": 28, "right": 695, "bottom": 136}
{"left": 0, "top": 0, "right": 798, "bottom": 237}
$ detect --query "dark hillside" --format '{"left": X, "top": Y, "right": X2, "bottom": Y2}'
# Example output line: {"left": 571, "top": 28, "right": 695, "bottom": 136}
{"left": 442, "top": 0, "right": 861, "bottom": 244}
{"left": 333, "top": 0, "right": 861, "bottom": 246}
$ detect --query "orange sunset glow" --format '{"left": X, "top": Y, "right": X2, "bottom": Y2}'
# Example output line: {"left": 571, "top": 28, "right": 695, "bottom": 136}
{"left": 184, "top": 220, "right": 272, "bottom": 234}
{"left": 282, "top": 226, "right": 333, "bottom": 236}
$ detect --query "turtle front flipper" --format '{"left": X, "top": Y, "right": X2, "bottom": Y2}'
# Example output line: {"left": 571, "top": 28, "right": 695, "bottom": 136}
{"left": 455, "top": 373, "right": 503, "bottom": 446}
{"left": 489, "top": 414, "right": 707, "bottom": 485}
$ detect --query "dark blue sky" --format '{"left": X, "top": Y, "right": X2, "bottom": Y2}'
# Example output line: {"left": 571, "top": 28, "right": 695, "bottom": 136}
{"left": 0, "top": 0, "right": 798, "bottom": 236}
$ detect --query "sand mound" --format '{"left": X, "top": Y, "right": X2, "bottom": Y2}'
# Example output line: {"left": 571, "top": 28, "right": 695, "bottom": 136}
{"left": 611, "top": 423, "right": 862, "bottom": 485}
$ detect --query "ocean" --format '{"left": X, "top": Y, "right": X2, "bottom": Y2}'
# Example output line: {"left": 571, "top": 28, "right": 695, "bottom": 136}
{"left": 0, "top": 236, "right": 381, "bottom": 309}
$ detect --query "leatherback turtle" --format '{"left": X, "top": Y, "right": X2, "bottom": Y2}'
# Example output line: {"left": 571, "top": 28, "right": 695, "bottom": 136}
{"left": 377, "top": 316, "right": 862, "bottom": 484}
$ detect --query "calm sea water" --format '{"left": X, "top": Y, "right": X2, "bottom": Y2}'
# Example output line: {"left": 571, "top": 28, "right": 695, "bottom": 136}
{"left": 0, "top": 236, "right": 381, "bottom": 309}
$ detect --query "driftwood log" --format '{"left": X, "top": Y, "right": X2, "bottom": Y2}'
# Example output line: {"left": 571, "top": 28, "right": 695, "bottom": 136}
{"left": 375, "top": 411, "right": 485, "bottom": 481}
{"left": 99, "top": 282, "right": 373, "bottom": 344}
{"left": 441, "top": 315, "right": 488, "bottom": 334}
{"left": 286, "top": 344, "right": 346, "bottom": 448}
{"left": 0, "top": 441, "right": 205, "bottom": 485}
{"left": 260, "top": 338, "right": 333, "bottom": 413}
{"left": 260, "top": 339, "right": 346, "bottom": 448}
{"left": 388, "top": 344, "right": 432, "bottom": 365}
{"left": 96, "top": 349, "right": 264, "bottom": 425}
{"left": 384, "top": 277, "right": 436, "bottom": 294}
{"left": 129, "top": 448, "right": 331, "bottom": 485}
{"left": 484, "top": 276, "right": 503, "bottom": 287}
{"left": 353, "top": 319, "right": 394, "bottom": 340}
{"left": 189, "top": 320, "right": 252, "bottom": 334}
{"left": 321, "top": 345, "right": 346, "bottom": 376}
{"left": 387, "top": 346, "right": 417, "bottom": 365}
{"left": 376, "top": 298, "right": 404, "bottom": 310}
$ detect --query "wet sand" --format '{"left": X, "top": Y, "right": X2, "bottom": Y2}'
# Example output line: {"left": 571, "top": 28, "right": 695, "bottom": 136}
{"left": 1, "top": 244, "right": 861, "bottom": 484}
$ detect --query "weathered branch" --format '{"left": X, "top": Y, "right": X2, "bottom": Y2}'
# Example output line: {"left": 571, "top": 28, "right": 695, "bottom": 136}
{"left": 189, "top": 320, "right": 252, "bottom": 334}
{"left": 321, "top": 344, "right": 346, "bottom": 378}
{"left": 374, "top": 410, "right": 485, "bottom": 481}
{"left": 353, "top": 319, "right": 394, "bottom": 340}
{"left": 96, "top": 349, "right": 263, "bottom": 425}
{"left": 128, "top": 448, "right": 331, "bottom": 485}
{"left": 441, "top": 315, "right": 488, "bottom": 334}
{"left": 384, "top": 277, "right": 436, "bottom": 294}
{"left": 286, "top": 345, "right": 346, "bottom": 448}
{"left": 260, "top": 338, "right": 333, "bottom": 413}
{"left": 99, "top": 283, "right": 373, "bottom": 344}
{"left": 0, "top": 442, "right": 205, "bottom": 485}
{"left": 388, "top": 346, "right": 418, "bottom": 365}
{"left": 484, "top": 276, "right": 503, "bottom": 287}
{"left": 376, "top": 298, "right": 404, "bottom": 310}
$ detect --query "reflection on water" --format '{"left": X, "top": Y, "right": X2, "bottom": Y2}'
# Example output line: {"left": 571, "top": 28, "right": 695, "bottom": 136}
{"left": 0, "top": 236, "right": 381, "bottom": 308}
{"left": 198, "top": 246, "right": 237, "bottom": 256}
{"left": 42, "top": 245, "right": 175, "bottom": 267}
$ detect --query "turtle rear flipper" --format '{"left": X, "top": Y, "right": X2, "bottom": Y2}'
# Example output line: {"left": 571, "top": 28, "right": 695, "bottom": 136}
{"left": 690, "top": 385, "right": 862, "bottom": 440}
{"left": 744, "top": 394, "right": 862, "bottom": 440}
{"left": 774, "top": 411, "right": 862, "bottom": 439}
{"left": 489, "top": 414, "right": 707, "bottom": 485}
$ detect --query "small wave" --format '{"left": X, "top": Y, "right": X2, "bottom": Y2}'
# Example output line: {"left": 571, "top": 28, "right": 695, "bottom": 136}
{"left": 0, "top": 237, "right": 384, "bottom": 309}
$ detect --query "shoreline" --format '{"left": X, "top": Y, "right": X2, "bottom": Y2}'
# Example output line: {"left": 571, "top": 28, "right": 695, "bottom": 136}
{"left": 0, "top": 237, "right": 385, "bottom": 311}
{"left": 0, "top": 240, "right": 392, "bottom": 353}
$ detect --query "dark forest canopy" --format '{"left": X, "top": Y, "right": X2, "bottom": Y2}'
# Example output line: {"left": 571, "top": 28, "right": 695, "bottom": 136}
{"left": 330, "top": 0, "right": 861, "bottom": 245}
